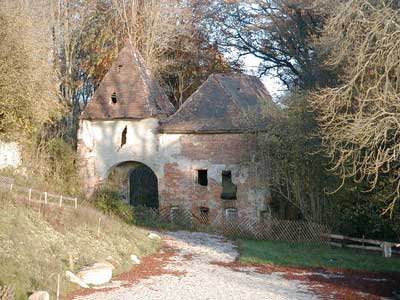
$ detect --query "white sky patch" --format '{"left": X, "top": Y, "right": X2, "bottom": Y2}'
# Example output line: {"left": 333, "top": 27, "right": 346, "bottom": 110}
{"left": 241, "top": 54, "right": 285, "bottom": 101}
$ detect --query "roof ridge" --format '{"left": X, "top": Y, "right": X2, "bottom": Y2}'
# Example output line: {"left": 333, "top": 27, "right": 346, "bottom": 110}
{"left": 158, "top": 73, "right": 275, "bottom": 133}
{"left": 128, "top": 45, "right": 160, "bottom": 116}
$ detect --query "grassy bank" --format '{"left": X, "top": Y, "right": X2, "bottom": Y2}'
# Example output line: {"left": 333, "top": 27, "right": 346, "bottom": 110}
{"left": 0, "top": 193, "right": 161, "bottom": 300}
{"left": 236, "top": 239, "right": 400, "bottom": 272}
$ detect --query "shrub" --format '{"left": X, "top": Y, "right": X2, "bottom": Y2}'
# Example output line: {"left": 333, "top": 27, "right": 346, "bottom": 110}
{"left": 92, "top": 186, "right": 135, "bottom": 223}
{"left": 47, "top": 138, "right": 77, "bottom": 179}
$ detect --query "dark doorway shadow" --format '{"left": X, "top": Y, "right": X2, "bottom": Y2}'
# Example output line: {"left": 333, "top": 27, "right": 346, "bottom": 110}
{"left": 129, "top": 164, "right": 158, "bottom": 208}
{"left": 107, "top": 161, "right": 159, "bottom": 208}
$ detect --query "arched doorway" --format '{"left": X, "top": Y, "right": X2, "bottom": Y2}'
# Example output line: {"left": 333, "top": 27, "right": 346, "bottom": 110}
{"left": 107, "top": 161, "right": 159, "bottom": 208}
{"left": 128, "top": 164, "right": 158, "bottom": 208}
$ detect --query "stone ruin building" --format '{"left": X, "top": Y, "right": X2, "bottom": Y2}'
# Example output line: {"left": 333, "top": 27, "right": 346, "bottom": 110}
{"left": 78, "top": 43, "right": 277, "bottom": 223}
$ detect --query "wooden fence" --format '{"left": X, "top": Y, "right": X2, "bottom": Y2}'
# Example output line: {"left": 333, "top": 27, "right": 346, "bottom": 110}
{"left": 0, "top": 286, "right": 14, "bottom": 300}
{"left": 0, "top": 176, "right": 78, "bottom": 209}
{"left": 135, "top": 206, "right": 330, "bottom": 244}
{"left": 324, "top": 233, "right": 400, "bottom": 258}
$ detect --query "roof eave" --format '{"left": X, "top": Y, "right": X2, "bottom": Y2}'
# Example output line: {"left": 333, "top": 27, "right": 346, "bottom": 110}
{"left": 157, "top": 128, "right": 269, "bottom": 134}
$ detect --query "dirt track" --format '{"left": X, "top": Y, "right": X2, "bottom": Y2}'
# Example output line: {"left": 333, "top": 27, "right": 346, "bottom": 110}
{"left": 70, "top": 231, "right": 399, "bottom": 300}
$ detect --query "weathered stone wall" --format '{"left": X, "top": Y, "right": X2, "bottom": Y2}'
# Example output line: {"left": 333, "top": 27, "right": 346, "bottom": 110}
{"left": 78, "top": 119, "right": 271, "bottom": 220}
{"left": 158, "top": 133, "right": 271, "bottom": 221}
{"left": 77, "top": 118, "right": 163, "bottom": 196}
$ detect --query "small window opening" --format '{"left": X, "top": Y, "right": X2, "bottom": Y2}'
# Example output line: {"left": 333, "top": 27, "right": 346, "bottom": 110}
{"left": 260, "top": 210, "right": 270, "bottom": 221}
{"left": 111, "top": 92, "right": 118, "bottom": 104}
{"left": 197, "top": 169, "right": 208, "bottom": 186}
{"left": 221, "top": 170, "right": 237, "bottom": 200}
{"left": 121, "top": 126, "right": 127, "bottom": 147}
{"left": 117, "top": 64, "right": 123, "bottom": 73}
{"left": 225, "top": 208, "right": 238, "bottom": 221}
{"left": 200, "top": 206, "right": 210, "bottom": 224}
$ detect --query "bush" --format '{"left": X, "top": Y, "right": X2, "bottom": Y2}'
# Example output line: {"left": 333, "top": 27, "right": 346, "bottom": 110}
{"left": 47, "top": 138, "right": 77, "bottom": 181}
{"left": 92, "top": 186, "right": 135, "bottom": 223}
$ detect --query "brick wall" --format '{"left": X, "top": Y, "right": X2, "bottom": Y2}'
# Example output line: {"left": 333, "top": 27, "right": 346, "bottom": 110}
{"left": 159, "top": 133, "right": 271, "bottom": 221}
{"left": 78, "top": 119, "right": 271, "bottom": 221}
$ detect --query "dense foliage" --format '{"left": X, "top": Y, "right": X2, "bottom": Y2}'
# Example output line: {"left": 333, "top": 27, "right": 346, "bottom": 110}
{"left": 0, "top": 3, "right": 60, "bottom": 142}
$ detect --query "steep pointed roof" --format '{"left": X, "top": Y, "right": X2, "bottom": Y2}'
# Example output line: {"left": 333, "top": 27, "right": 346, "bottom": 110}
{"left": 81, "top": 43, "right": 175, "bottom": 120}
{"left": 159, "top": 74, "right": 278, "bottom": 133}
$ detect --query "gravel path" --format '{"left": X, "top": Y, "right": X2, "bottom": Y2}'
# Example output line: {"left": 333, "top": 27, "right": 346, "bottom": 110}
{"left": 74, "top": 231, "right": 319, "bottom": 300}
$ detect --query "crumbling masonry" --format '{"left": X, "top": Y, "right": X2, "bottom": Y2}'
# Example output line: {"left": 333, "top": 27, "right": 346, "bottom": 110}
{"left": 78, "top": 43, "right": 276, "bottom": 222}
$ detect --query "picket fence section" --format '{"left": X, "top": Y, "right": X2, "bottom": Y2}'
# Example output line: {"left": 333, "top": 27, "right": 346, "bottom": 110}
{"left": 324, "top": 233, "right": 400, "bottom": 258}
{"left": 0, "top": 176, "right": 78, "bottom": 209}
{"left": 0, "top": 286, "right": 14, "bottom": 300}
{"left": 135, "top": 206, "right": 330, "bottom": 244}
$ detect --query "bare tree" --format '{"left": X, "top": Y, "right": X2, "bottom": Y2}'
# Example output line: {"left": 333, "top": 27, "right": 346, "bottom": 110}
{"left": 198, "top": 0, "right": 334, "bottom": 90}
{"left": 112, "top": 0, "right": 233, "bottom": 107}
{"left": 311, "top": 0, "right": 400, "bottom": 214}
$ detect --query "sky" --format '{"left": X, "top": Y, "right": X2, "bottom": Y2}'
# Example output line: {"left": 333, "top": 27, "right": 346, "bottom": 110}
{"left": 242, "top": 54, "right": 285, "bottom": 101}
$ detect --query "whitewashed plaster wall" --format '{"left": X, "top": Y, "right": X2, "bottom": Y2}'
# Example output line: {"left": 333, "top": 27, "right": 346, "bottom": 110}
{"left": 78, "top": 118, "right": 271, "bottom": 219}
{"left": 79, "top": 118, "right": 243, "bottom": 186}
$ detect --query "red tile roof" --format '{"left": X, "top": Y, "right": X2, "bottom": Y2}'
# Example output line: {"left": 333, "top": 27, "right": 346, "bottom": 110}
{"left": 81, "top": 43, "right": 175, "bottom": 120}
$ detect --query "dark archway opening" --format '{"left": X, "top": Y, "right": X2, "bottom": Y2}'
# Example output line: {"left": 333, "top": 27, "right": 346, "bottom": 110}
{"left": 107, "top": 161, "right": 158, "bottom": 208}
{"left": 128, "top": 164, "right": 158, "bottom": 208}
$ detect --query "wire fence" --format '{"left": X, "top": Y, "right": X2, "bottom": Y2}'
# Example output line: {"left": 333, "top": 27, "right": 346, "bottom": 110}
{"left": 0, "top": 176, "right": 78, "bottom": 209}
{"left": 0, "top": 175, "right": 328, "bottom": 244}
{"left": 135, "top": 206, "right": 330, "bottom": 244}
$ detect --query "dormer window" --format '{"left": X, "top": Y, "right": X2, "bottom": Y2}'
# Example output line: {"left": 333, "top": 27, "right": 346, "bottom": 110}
{"left": 111, "top": 92, "right": 117, "bottom": 104}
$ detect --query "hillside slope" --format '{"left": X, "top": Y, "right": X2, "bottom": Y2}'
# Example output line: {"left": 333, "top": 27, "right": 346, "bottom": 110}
{"left": 0, "top": 193, "right": 160, "bottom": 300}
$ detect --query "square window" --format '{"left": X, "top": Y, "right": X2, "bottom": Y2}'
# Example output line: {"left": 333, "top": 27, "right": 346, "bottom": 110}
{"left": 197, "top": 169, "right": 208, "bottom": 186}
{"left": 225, "top": 208, "right": 238, "bottom": 221}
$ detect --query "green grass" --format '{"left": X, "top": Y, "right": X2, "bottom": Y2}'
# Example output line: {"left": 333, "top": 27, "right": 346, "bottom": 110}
{"left": 236, "top": 239, "right": 400, "bottom": 273}
{"left": 0, "top": 193, "right": 161, "bottom": 300}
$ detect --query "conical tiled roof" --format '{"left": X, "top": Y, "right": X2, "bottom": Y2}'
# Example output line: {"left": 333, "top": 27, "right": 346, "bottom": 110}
{"left": 159, "top": 74, "right": 277, "bottom": 133}
{"left": 81, "top": 43, "right": 175, "bottom": 120}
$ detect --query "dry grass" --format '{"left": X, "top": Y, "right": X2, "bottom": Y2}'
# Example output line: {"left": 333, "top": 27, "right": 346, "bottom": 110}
{"left": 0, "top": 192, "right": 161, "bottom": 300}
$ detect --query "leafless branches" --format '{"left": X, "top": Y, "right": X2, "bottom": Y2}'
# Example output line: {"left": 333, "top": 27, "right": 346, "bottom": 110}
{"left": 311, "top": 0, "right": 400, "bottom": 214}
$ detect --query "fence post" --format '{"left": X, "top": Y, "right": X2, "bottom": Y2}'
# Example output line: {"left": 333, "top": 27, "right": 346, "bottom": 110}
{"left": 97, "top": 217, "right": 101, "bottom": 237}
{"left": 9, "top": 183, "right": 13, "bottom": 192}
{"left": 44, "top": 192, "right": 48, "bottom": 205}
{"left": 382, "top": 242, "right": 392, "bottom": 258}
{"left": 28, "top": 188, "right": 32, "bottom": 204}
{"left": 74, "top": 198, "right": 78, "bottom": 209}
{"left": 59, "top": 195, "right": 63, "bottom": 208}
{"left": 56, "top": 274, "right": 60, "bottom": 300}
